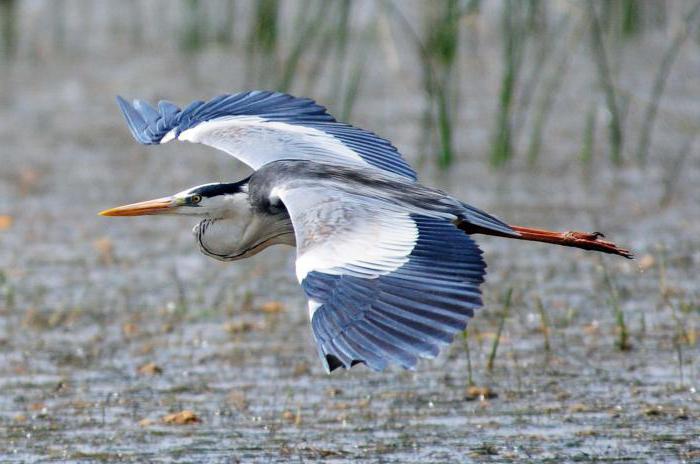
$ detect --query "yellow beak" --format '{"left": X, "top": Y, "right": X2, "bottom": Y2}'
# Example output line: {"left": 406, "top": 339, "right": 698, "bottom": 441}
{"left": 99, "top": 197, "right": 175, "bottom": 216}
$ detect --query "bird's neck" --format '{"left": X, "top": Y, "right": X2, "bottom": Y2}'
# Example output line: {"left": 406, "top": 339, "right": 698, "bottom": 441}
{"left": 195, "top": 213, "right": 295, "bottom": 262}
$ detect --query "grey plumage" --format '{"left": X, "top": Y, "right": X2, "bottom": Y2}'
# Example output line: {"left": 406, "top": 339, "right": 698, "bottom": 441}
{"left": 107, "top": 91, "right": 524, "bottom": 374}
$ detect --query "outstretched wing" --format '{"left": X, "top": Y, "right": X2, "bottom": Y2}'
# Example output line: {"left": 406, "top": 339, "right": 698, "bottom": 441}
{"left": 116, "top": 91, "right": 417, "bottom": 180}
{"left": 266, "top": 172, "right": 487, "bottom": 373}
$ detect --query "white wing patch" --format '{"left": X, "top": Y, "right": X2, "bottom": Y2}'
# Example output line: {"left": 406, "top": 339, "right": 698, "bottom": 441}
{"left": 308, "top": 298, "right": 323, "bottom": 319}
{"left": 160, "top": 128, "right": 177, "bottom": 144}
{"left": 292, "top": 202, "right": 418, "bottom": 282}
{"left": 177, "top": 116, "right": 368, "bottom": 170}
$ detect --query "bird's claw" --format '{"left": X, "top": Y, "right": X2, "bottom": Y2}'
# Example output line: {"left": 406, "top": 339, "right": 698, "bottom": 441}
{"left": 565, "top": 230, "right": 633, "bottom": 259}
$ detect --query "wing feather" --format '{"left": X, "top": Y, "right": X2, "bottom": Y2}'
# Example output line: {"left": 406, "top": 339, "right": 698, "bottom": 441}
{"left": 116, "top": 91, "right": 417, "bottom": 180}
{"left": 266, "top": 173, "right": 487, "bottom": 372}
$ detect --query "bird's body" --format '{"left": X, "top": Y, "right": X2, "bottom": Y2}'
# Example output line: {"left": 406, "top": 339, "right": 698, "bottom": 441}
{"left": 101, "top": 91, "right": 631, "bottom": 373}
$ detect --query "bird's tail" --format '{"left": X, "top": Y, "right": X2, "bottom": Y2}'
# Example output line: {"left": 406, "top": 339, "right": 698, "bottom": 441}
{"left": 458, "top": 222, "right": 632, "bottom": 259}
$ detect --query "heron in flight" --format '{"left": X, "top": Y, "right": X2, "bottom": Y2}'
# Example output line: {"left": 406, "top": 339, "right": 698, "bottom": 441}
{"left": 100, "top": 91, "right": 631, "bottom": 373}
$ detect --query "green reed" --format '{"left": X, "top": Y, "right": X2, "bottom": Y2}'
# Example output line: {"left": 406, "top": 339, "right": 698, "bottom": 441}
{"left": 490, "top": 0, "right": 529, "bottom": 168}
{"left": 338, "top": 20, "right": 373, "bottom": 122}
{"left": 278, "top": 1, "right": 326, "bottom": 93}
{"left": 381, "top": 0, "right": 462, "bottom": 168}
{"left": 526, "top": 15, "right": 577, "bottom": 166}
{"left": 423, "top": 0, "right": 462, "bottom": 169}
{"left": 588, "top": 0, "right": 624, "bottom": 166}
{"left": 215, "top": 1, "right": 236, "bottom": 45}
{"left": 329, "top": 0, "right": 352, "bottom": 104}
{"left": 180, "top": 0, "right": 205, "bottom": 53}
{"left": 245, "top": 0, "right": 279, "bottom": 87}
{"left": 300, "top": 0, "right": 352, "bottom": 97}
{"left": 636, "top": 2, "right": 700, "bottom": 165}
{"left": 579, "top": 100, "right": 597, "bottom": 169}
{"left": 0, "top": 0, "right": 17, "bottom": 60}
{"left": 601, "top": 262, "right": 630, "bottom": 351}
{"left": 248, "top": 0, "right": 278, "bottom": 54}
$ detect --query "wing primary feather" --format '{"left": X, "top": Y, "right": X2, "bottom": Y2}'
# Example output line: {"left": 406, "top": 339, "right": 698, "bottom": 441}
{"left": 354, "top": 323, "right": 418, "bottom": 369}
{"left": 370, "top": 306, "right": 454, "bottom": 345}
{"left": 133, "top": 100, "right": 160, "bottom": 125}
{"left": 365, "top": 312, "right": 441, "bottom": 357}
{"left": 116, "top": 96, "right": 149, "bottom": 144}
{"left": 361, "top": 317, "right": 439, "bottom": 359}
{"left": 340, "top": 328, "right": 389, "bottom": 371}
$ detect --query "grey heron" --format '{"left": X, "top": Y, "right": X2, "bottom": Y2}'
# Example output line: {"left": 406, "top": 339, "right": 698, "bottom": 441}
{"left": 100, "top": 91, "right": 631, "bottom": 373}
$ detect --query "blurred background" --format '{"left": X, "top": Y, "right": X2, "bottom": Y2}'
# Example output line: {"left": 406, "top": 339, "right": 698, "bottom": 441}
{"left": 0, "top": 1, "right": 698, "bottom": 461}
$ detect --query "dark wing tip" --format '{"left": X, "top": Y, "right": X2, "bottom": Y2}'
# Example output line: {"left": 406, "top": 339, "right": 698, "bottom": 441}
{"left": 115, "top": 95, "right": 155, "bottom": 144}
{"left": 325, "top": 354, "right": 344, "bottom": 372}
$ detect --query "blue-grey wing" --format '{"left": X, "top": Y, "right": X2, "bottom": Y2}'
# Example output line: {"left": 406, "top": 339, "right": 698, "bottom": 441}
{"left": 270, "top": 177, "right": 486, "bottom": 373}
{"left": 303, "top": 216, "right": 485, "bottom": 372}
{"left": 116, "top": 91, "right": 417, "bottom": 180}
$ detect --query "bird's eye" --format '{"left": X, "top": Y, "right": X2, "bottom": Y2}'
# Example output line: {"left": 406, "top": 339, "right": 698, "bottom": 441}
{"left": 190, "top": 195, "right": 202, "bottom": 204}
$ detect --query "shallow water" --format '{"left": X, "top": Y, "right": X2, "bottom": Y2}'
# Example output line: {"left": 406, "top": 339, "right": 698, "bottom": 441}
{"left": 0, "top": 1, "right": 698, "bottom": 462}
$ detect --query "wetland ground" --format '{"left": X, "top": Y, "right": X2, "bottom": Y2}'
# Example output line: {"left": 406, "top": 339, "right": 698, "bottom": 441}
{"left": 0, "top": 1, "right": 698, "bottom": 462}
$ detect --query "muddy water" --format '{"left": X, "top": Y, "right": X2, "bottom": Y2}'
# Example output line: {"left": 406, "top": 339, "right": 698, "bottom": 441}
{"left": 0, "top": 3, "right": 698, "bottom": 462}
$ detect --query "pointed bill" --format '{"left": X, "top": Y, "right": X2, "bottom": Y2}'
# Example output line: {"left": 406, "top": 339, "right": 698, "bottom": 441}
{"left": 99, "top": 197, "right": 175, "bottom": 216}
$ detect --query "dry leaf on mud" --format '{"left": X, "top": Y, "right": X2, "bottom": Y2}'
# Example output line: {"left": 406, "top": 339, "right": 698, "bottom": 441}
{"left": 0, "top": 215, "right": 13, "bottom": 231}
{"left": 93, "top": 237, "right": 114, "bottom": 265}
{"left": 466, "top": 386, "right": 498, "bottom": 401}
{"left": 122, "top": 322, "right": 139, "bottom": 338}
{"left": 137, "top": 362, "right": 162, "bottom": 376}
{"left": 260, "top": 301, "right": 285, "bottom": 314}
{"left": 162, "top": 410, "right": 201, "bottom": 425}
{"left": 224, "top": 321, "right": 257, "bottom": 334}
{"left": 638, "top": 254, "right": 655, "bottom": 271}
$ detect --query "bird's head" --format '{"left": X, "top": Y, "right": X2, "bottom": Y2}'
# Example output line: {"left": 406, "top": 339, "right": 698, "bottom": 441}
{"left": 99, "top": 179, "right": 250, "bottom": 219}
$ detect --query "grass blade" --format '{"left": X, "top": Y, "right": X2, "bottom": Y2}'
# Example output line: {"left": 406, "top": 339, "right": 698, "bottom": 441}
{"left": 487, "top": 288, "right": 513, "bottom": 372}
